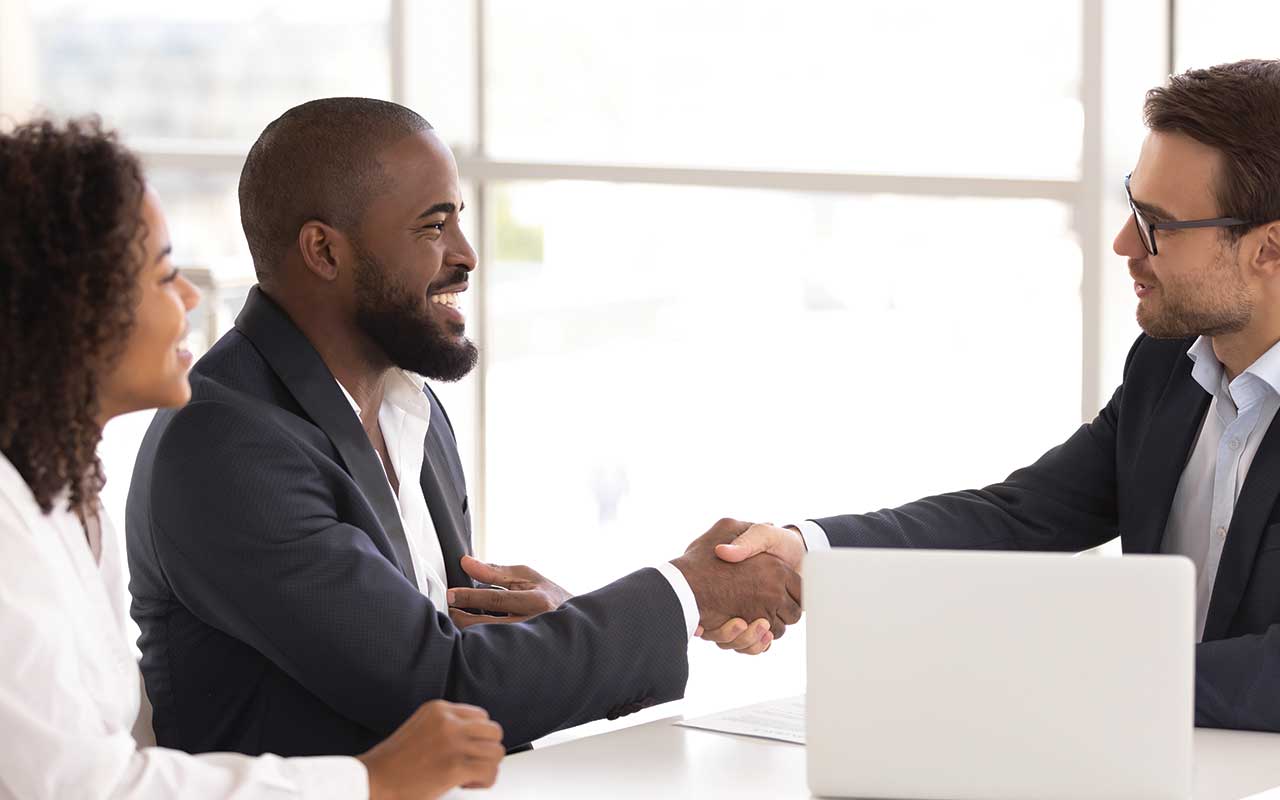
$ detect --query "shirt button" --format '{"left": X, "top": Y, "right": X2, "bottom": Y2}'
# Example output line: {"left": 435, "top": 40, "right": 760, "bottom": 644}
{"left": 1217, "top": 526, "right": 1228, "bottom": 538}
{"left": 1230, "top": 438, "right": 1241, "bottom": 450}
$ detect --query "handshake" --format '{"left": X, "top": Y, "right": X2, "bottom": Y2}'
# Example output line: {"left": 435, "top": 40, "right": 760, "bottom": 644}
{"left": 448, "top": 518, "right": 808, "bottom": 654}
{"left": 670, "top": 518, "right": 808, "bottom": 655}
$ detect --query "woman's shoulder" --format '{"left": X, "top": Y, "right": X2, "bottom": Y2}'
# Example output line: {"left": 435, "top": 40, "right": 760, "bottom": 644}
{"left": 0, "top": 452, "right": 52, "bottom": 540}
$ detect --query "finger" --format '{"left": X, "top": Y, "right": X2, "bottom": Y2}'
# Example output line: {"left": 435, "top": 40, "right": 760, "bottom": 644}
{"left": 463, "top": 737, "right": 508, "bottom": 760}
{"left": 441, "top": 702, "right": 490, "bottom": 720}
{"left": 449, "top": 608, "right": 525, "bottom": 628}
{"left": 785, "top": 568, "right": 803, "bottom": 609}
{"left": 449, "top": 587, "right": 525, "bottom": 614}
{"left": 713, "top": 523, "right": 778, "bottom": 563}
{"left": 450, "top": 608, "right": 530, "bottom": 627}
{"left": 718, "top": 618, "right": 769, "bottom": 651}
{"left": 714, "top": 619, "right": 764, "bottom": 650}
{"left": 767, "top": 615, "right": 788, "bottom": 640}
{"left": 462, "top": 762, "right": 501, "bottom": 789}
{"left": 462, "top": 719, "right": 506, "bottom": 742}
{"left": 779, "top": 596, "right": 803, "bottom": 626}
{"left": 459, "top": 554, "right": 519, "bottom": 586}
{"left": 449, "top": 608, "right": 491, "bottom": 628}
{"left": 737, "top": 629, "right": 774, "bottom": 655}
{"left": 694, "top": 625, "right": 704, "bottom": 637}
{"left": 699, "top": 618, "right": 748, "bottom": 644}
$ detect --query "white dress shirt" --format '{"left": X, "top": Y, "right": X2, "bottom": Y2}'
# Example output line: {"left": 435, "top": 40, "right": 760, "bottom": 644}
{"left": 796, "top": 335, "right": 1280, "bottom": 645}
{"left": 335, "top": 372, "right": 699, "bottom": 637}
{"left": 1162, "top": 336, "right": 1280, "bottom": 641}
{"left": 0, "top": 452, "right": 367, "bottom": 799}
{"left": 335, "top": 371, "right": 450, "bottom": 610}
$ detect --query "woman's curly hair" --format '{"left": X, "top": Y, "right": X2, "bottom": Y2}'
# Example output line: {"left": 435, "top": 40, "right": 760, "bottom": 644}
{"left": 0, "top": 118, "right": 145, "bottom": 515}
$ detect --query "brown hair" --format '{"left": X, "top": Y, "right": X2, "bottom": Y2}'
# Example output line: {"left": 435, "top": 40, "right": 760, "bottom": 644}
{"left": 1144, "top": 59, "right": 1280, "bottom": 239}
{"left": 0, "top": 118, "right": 145, "bottom": 514}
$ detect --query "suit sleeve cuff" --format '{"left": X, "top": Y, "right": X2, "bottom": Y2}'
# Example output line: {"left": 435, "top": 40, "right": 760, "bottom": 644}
{"left": 654, "top": 562, "right": 700, "bottom": 639}
{"left": 793, "top": 520, "right": 832, "bottom": 552}
{"left": 282, "top": 756, "right": 369, "bottom": 800}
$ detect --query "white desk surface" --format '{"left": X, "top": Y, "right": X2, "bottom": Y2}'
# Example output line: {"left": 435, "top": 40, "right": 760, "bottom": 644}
{"left": 455, "top": 708, "right": 1280, "bottom": 799}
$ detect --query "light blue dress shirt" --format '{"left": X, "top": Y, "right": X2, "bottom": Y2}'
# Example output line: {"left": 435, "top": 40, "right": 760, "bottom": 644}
{"left": 1162, "top": 336, "right": 1280, "bottom": 641}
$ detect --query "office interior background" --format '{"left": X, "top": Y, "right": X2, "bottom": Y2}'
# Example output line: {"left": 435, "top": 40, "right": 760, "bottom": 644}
{"left": 0, "top": 0, "right": 1273, "bottom": 731}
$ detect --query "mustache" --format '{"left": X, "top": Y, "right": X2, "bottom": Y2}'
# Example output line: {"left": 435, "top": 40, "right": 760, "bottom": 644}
{"left": 1129, "top": 259, "right": 1156, "bottom": 284}
{"left": 429, "top": 267, "right": 470, "bottom": 291}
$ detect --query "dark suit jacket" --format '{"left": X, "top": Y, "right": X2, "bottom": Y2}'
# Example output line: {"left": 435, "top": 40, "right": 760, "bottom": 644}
{"left": 126, "top": 287, "right": 688, "bottom": 756}
{"left": 813, "top": 333, "right": 1280, "bottom": 731}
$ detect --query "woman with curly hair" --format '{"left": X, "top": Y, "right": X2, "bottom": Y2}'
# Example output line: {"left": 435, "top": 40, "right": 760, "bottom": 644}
{"left": 0, "top": 118, "right": 505, "bottom": 799}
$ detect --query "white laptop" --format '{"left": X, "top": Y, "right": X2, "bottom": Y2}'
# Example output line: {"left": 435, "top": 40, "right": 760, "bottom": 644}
{"left": 805, "top": 548, "right": 1194, "bottom": 800}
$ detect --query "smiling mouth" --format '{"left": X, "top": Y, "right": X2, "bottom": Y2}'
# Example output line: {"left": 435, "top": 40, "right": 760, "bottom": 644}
{"left": 430, "top": 292, "right": 461, "bottom": 309}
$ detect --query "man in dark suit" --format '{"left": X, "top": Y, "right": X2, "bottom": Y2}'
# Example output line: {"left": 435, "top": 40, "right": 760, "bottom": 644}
{"left": 126, "top": 97, "right": 802, "bottom": 757}
{"left": 705, "top": 59, "right": 1280, "bottom": 731}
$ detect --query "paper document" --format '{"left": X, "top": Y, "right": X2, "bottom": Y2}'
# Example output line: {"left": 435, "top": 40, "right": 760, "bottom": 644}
{"left": 675, "top": 695, "right": 806, "bottom": 744}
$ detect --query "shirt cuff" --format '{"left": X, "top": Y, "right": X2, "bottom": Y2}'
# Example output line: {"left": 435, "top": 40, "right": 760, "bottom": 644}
{"left": 282, "top": 756, "right": 369, "bottom": 800}
{"left": 654, "top": 561, "right": 700, "bottom": 639}
{"left": 792, "top": 520, "right": 832, "bottom": 553}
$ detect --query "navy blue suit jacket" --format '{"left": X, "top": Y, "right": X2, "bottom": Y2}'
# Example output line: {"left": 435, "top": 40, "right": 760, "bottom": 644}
{"left": 813, "top": 334, "right": 1280, "bottom": 731}
{"left": 126, "top": 287, "right": 688, "bottom": 755}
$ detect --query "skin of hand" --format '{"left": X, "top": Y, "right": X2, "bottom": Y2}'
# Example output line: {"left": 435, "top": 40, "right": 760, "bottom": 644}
{"left": 714, "top": 523, "right": 807, "bottom": 571}
{"left": 700, "top": 523, "right": 810, "bottom": 653}
{"left": 670, "top": 518, "right": 803, "bottom": 637}
{"left": 357, "top": 700, "right": 505, "bottom": 800}
{"left": 447, "top": 555, "right": 573, "bottom": 627}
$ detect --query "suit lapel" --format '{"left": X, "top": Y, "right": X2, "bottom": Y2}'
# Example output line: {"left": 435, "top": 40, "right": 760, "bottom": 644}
{"left": 421, "top": 438, "right": 472, "bottom": 588}
{"left": 419, "top": 388, "right": 474, "bottom": 588}
{"left": 1203, "top": 421, "right": 1280, "bottom": 640}
{"left": 234, "top": 287, "right": 419, "bottom": 586}
{"left": 1125, "top": 356, "right": 1211, "bottom": 555}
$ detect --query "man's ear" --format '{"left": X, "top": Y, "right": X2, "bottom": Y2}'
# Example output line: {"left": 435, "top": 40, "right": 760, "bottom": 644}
{"left": 1249, "top": 220, "right": 1280, "bottom": 280}
{"left": 297, "top": 220, "right": 348, "bottom": 282}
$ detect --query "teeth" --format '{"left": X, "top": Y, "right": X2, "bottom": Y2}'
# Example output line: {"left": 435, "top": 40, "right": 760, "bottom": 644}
{"left": 431, "top": 292, "right": 460, "bottom": 308}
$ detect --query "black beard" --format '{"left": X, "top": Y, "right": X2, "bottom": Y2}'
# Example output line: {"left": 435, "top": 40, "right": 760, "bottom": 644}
{"left": 352, "top": 244, "right": 478, "bottom": 382}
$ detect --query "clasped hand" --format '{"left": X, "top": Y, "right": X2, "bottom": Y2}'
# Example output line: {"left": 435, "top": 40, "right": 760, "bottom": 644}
{"left": 688, "top": 521, "right": 808, "bottom": 655}
{"left": 670, "top": 519, "right": 804, "bottom": 654}
{"left": 445, "top": 520, "right": 807, "bottom": 658}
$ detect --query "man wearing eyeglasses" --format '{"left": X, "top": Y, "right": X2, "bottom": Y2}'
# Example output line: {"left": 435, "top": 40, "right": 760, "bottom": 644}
{"left": 699, "top": 58, "right": 1280, "bottom": 731}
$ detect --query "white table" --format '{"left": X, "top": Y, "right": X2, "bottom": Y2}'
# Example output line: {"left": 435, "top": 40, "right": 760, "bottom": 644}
{"left": 457, "top": 707, "right": 1280, "bottom": 799}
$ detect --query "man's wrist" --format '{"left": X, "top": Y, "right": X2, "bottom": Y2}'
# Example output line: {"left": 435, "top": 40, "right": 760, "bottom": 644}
{"left": 656, "top": 560, "right": 701, "bottom": 638}
{"left": 783, "top": 525, "right": 808, "bottom": 551}
{"left": 790, "top": 520, "right": 832, "bottom": 553}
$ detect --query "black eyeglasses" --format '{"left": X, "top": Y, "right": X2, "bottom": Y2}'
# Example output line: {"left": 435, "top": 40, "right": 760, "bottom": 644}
{"left": 1124, "top": 174, "right": 1252, "bottom": 256}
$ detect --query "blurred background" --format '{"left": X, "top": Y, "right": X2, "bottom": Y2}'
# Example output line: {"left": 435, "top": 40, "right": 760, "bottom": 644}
{"left": 1, "top": 0, "right": 1274, "bottom": 738}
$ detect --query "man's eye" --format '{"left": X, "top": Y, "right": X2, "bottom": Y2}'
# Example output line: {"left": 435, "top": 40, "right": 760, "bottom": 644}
{"left": 420, "top": 222, "right": 446, "bottom": 234}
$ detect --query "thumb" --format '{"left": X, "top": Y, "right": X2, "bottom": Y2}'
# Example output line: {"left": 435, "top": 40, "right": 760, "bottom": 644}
{"left": 714, "top": 524, "right": 774, "bottom": 563}
{"left": 460, "top": 554, "right": 513, "bottom": 586}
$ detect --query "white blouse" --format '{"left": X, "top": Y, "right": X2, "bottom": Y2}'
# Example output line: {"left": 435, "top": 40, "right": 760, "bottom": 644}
{"left": 0, "top": 453, "right": 368, "bottom": 799}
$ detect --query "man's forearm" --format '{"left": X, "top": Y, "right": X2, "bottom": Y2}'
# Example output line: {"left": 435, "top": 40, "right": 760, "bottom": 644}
{"left": 1196, "top": 629, "right": 1280, "bottom": 731}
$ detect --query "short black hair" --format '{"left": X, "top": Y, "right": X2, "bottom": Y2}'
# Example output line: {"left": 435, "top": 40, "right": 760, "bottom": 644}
{"left": 238, "top": 97, "right": 432, "bottom": 280}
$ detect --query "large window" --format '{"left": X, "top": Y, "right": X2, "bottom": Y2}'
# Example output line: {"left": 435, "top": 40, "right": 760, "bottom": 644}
{"left": 1175, "top": 0, "right": 1280, "bottom": 70}
{"left": 4, "top": 0, "right": 1200, "bottom": 730}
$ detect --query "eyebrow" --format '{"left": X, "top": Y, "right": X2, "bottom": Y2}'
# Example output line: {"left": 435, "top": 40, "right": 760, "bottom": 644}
{"left": 1130, "top": 196, "right": 1176, "bottom": 221}
{"left": 155, "top": 244, "right": 173, "bottom": 264}
{"left": 415, "top": 201, "right": 463, "bottom": 220}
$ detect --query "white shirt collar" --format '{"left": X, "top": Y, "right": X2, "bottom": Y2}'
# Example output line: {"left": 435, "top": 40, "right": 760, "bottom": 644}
{"left": 334, "top": 370, "right": 431, "bottom": 424}
{"left": 1186, "top": 335, "right": 1280, "bottom": 410}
